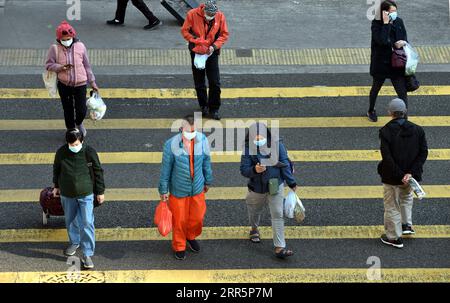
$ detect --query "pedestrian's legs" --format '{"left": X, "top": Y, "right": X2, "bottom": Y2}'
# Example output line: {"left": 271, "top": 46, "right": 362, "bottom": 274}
{"left": 391, "top": 76, "right": 408, "bottom": 108}
{"left": 169, "top": 195, "right": 189, "bottom": 252}
{"left": 383, "top": 184, "right": 402, "bottom": 240}
{"left": 186, "top": 192, "right": 207, "bottom": 241}
{"left": 369, "top": 77, "right": 386, "bottom": 112}
{"left": 131, "top": 0, "right": 158, "bottom": 23}
{"left": 115, "top": 0, "right": 130, "bottom": 22}
{"left": 78, "top": 194, "right": 95, "bottom": 257}
{"left": 61, "top": 195, "right": 81, "bottom": 246}
{"left": 73, "top": 85, "right": 87, "bottom": 127}
{"left": 190, "top": 52, "right": 208, "bottom": 108}
{"left": 267, "top": 184, "right": 286, "bottom": 248}
{"left": 58, "top": 82, "right": 76, "bottom": 129}
{"left": 205, "top": 52, "right": 221, "bottom": 112}
{"left": 398, "top": 184, "right": 414, "bottom": 226}
{"left": 245, "top": 190, "right": 267, "bottom": 231}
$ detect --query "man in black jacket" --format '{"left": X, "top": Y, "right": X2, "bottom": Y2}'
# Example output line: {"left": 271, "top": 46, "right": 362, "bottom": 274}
{"left": 378, "top": 98, "right": 428, "bottom": 248}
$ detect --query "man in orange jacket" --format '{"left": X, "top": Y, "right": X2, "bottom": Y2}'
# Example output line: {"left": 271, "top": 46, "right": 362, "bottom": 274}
{"left": 181, "top": 0, "right": 229, "bottom": 120}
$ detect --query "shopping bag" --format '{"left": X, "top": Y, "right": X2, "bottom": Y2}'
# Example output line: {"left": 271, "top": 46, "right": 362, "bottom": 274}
{"left": 154, "top": 201, "right": 173, "bottom": 237}
{"left": 194, "top": 53, "right": 211, "bottom": 70}
{"left": 293, "top": 195, "right": 306, "bottom": 223}
{"left": 87, "top": 91, "right": 107, "bottom": 121}
{"left": 42, "top": 45, "right": 58, "bottom": 98}
{"left": 391, "top": 48, "right": 407, "bottom": 69}
{"left": 284, "top": 190, "right": 297, "bottom": 219}
{"left": 404, "top": 42, "right": 419, "bottom": 76}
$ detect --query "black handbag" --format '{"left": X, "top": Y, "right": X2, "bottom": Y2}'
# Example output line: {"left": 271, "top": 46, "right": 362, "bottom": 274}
{"left": 405, "top": 75, "right": 420, "bottom": 92}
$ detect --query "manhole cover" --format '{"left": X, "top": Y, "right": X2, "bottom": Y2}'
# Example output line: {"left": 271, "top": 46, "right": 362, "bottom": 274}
{"left": 235, "top": 49, "right": 253, "bottom": 58}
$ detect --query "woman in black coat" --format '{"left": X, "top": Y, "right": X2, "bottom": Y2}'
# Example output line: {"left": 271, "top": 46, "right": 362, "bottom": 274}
{"left": 368, "top": 0, "right": 408, "bottom": 122}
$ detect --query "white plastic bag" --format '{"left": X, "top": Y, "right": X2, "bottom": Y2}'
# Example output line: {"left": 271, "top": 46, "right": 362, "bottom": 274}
{"left": 87, "top": 91, "right": 107, "bottom": 121}
{"left": 293, "top": 194, "right": 306, "bottom": 223}
{"left": 42, "top": 70, "right": 58, "bottom": 98}
{"left": 194, "top": 53, "right": 211, "bottom": 70}
{"left": 404, "top": 42, "right": 419, "bottom": 76}
{"left": 284, "top": 190, "right": 297, "bottom": 219}
{"left": 42, "top": 45, "right": 58, "bottom": 98}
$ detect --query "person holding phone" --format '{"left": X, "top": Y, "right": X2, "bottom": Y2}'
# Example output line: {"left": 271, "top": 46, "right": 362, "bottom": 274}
{"left": 240, "top": 123, "right": 297, "bottom": 259}
{"left": 368, "top": 0, "right": 408, "bottom": 122}
{"left": 45, "top": 21, "right": 99, "bottom": 137}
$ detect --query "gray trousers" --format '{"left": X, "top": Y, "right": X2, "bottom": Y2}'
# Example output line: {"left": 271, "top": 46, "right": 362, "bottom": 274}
{"left": 245, "top": 184, "right": 286, "bottom": 248}
{"left": 383, "top": 183, "right": 414, "bottom": 240}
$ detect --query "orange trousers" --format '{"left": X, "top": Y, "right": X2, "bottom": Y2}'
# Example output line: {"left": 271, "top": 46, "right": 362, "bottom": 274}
{"left": 168, "top": 192, "right": 206, "bottom": 252}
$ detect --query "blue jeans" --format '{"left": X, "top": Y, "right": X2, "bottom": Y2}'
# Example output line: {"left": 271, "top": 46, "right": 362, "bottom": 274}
{"left": 61, "top": 194, "right": 95, "bottom": 257}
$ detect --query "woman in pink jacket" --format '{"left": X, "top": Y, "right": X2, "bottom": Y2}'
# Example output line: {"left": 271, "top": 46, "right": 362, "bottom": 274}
{"left": 45, "top": 21, "right": 99, "bottom": 137}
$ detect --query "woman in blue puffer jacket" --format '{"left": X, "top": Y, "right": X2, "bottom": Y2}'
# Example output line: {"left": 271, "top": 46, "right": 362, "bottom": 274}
{"left": 240, "top": 122, "right": 297, "bottom": 259}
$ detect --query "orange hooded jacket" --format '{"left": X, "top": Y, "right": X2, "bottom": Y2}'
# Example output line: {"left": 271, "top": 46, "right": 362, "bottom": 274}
{"left": 181, "top": 4, "right": 229, "bottom": 55}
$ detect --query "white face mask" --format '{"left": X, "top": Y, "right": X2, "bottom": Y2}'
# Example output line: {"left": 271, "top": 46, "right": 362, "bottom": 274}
{"left": 61, "top": 38, "right": 73, "bottom": 47}
{"left": 68, "top": 143, "right": 82, "bottom": 153}
{"left": 205, "top": 14, "right": 215, "bottom": 21}
{"left": 183, "top": 130, "right": 197, "bottom": 141}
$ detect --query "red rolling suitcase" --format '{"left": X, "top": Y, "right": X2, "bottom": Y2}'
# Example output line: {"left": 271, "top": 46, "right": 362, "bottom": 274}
{"left": 39, "top": 187, "right": 64, "bottom": 226}
{"left": 160, "top": 0, "right": 199, "bottom": 25}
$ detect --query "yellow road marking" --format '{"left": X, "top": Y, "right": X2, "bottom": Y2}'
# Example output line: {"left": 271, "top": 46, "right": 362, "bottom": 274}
{"left": 2, "top": 46, "right": 450, "bottom": 67}
{"left": 1, "top": 116, "right": 450, "bottom": 130}
{"left": 1, "top": 268, "right": 449, "bottom": 283}
{"left": 0, "top": 225, "right": 448, "bottom": 243}
{"left": 1, "top": 185, "right": 450, "bottom": 203}
{"left": 1, "top": 86, "right": 450, "bottom": 99}
{"left": 0, "top": 149, "right": 449, "bottom": 165}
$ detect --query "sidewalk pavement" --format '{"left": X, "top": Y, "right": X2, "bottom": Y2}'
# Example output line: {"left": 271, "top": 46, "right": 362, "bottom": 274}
{"left": 0, "top": 0, "right": 449, "bottom": 75}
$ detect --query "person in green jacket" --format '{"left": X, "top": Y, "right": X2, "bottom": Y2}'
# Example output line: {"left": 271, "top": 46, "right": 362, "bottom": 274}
{"left": 53, "top": 128, "right": 105, "bottom": 269}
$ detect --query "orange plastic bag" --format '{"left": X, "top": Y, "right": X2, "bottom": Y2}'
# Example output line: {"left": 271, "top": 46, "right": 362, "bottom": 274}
{"left": 154, "top": 201, "right": 172, "bottom": 237}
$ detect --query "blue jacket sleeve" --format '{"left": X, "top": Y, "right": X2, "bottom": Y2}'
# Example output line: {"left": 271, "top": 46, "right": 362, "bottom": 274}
{"left": 202, "top": 135, "right": 213, "bottom": 185}
{"left": 158, "top": 139, "right": 175, "bottom": 195}
{"left": 240, "top": 147, "right": 258, "bottom": 178}
{"left": 279, "top": 143, "right": 297, "bottom": 188}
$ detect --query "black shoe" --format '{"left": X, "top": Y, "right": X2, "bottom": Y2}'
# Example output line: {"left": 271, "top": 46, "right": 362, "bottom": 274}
{"left": 380, "top": 234, "right": 404, "bottom": 248}
{"left": 211, "top": 111, "right": 221, "bottom": 120}
{"left": 187, "top": 239, "right": 200, "bottom": 253}
{"left": 106, "top": 19, "right": 124, "bottom": 26}
{"left": 402, "top": 224, "right": 416, "bottom": 235}
{"left": 201, "top": 106, "right": 209, "bottom": 117}
{"left": 144, "top": 19, "right": 161, "bottom": 30}
{"left": 174, "top": 251, "right": 186, "bottom": 260}
{"left": 367, "top": 110, "right": 378, "bottom": 122}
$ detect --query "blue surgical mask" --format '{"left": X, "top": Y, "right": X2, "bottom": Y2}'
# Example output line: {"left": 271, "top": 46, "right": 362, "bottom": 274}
{"left": 68, "top": 143, "right": 82, "bottom": 153}
{"left": 389, "top": 11, "right": 398, "bottom": 21}
{"left": 253, "top": 138, "right": 267, "bottom": 147}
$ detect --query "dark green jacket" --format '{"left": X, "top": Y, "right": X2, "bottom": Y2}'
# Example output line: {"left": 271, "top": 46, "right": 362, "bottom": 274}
{"left": 53, "top": 144, "right": 105, "bottom": 198}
